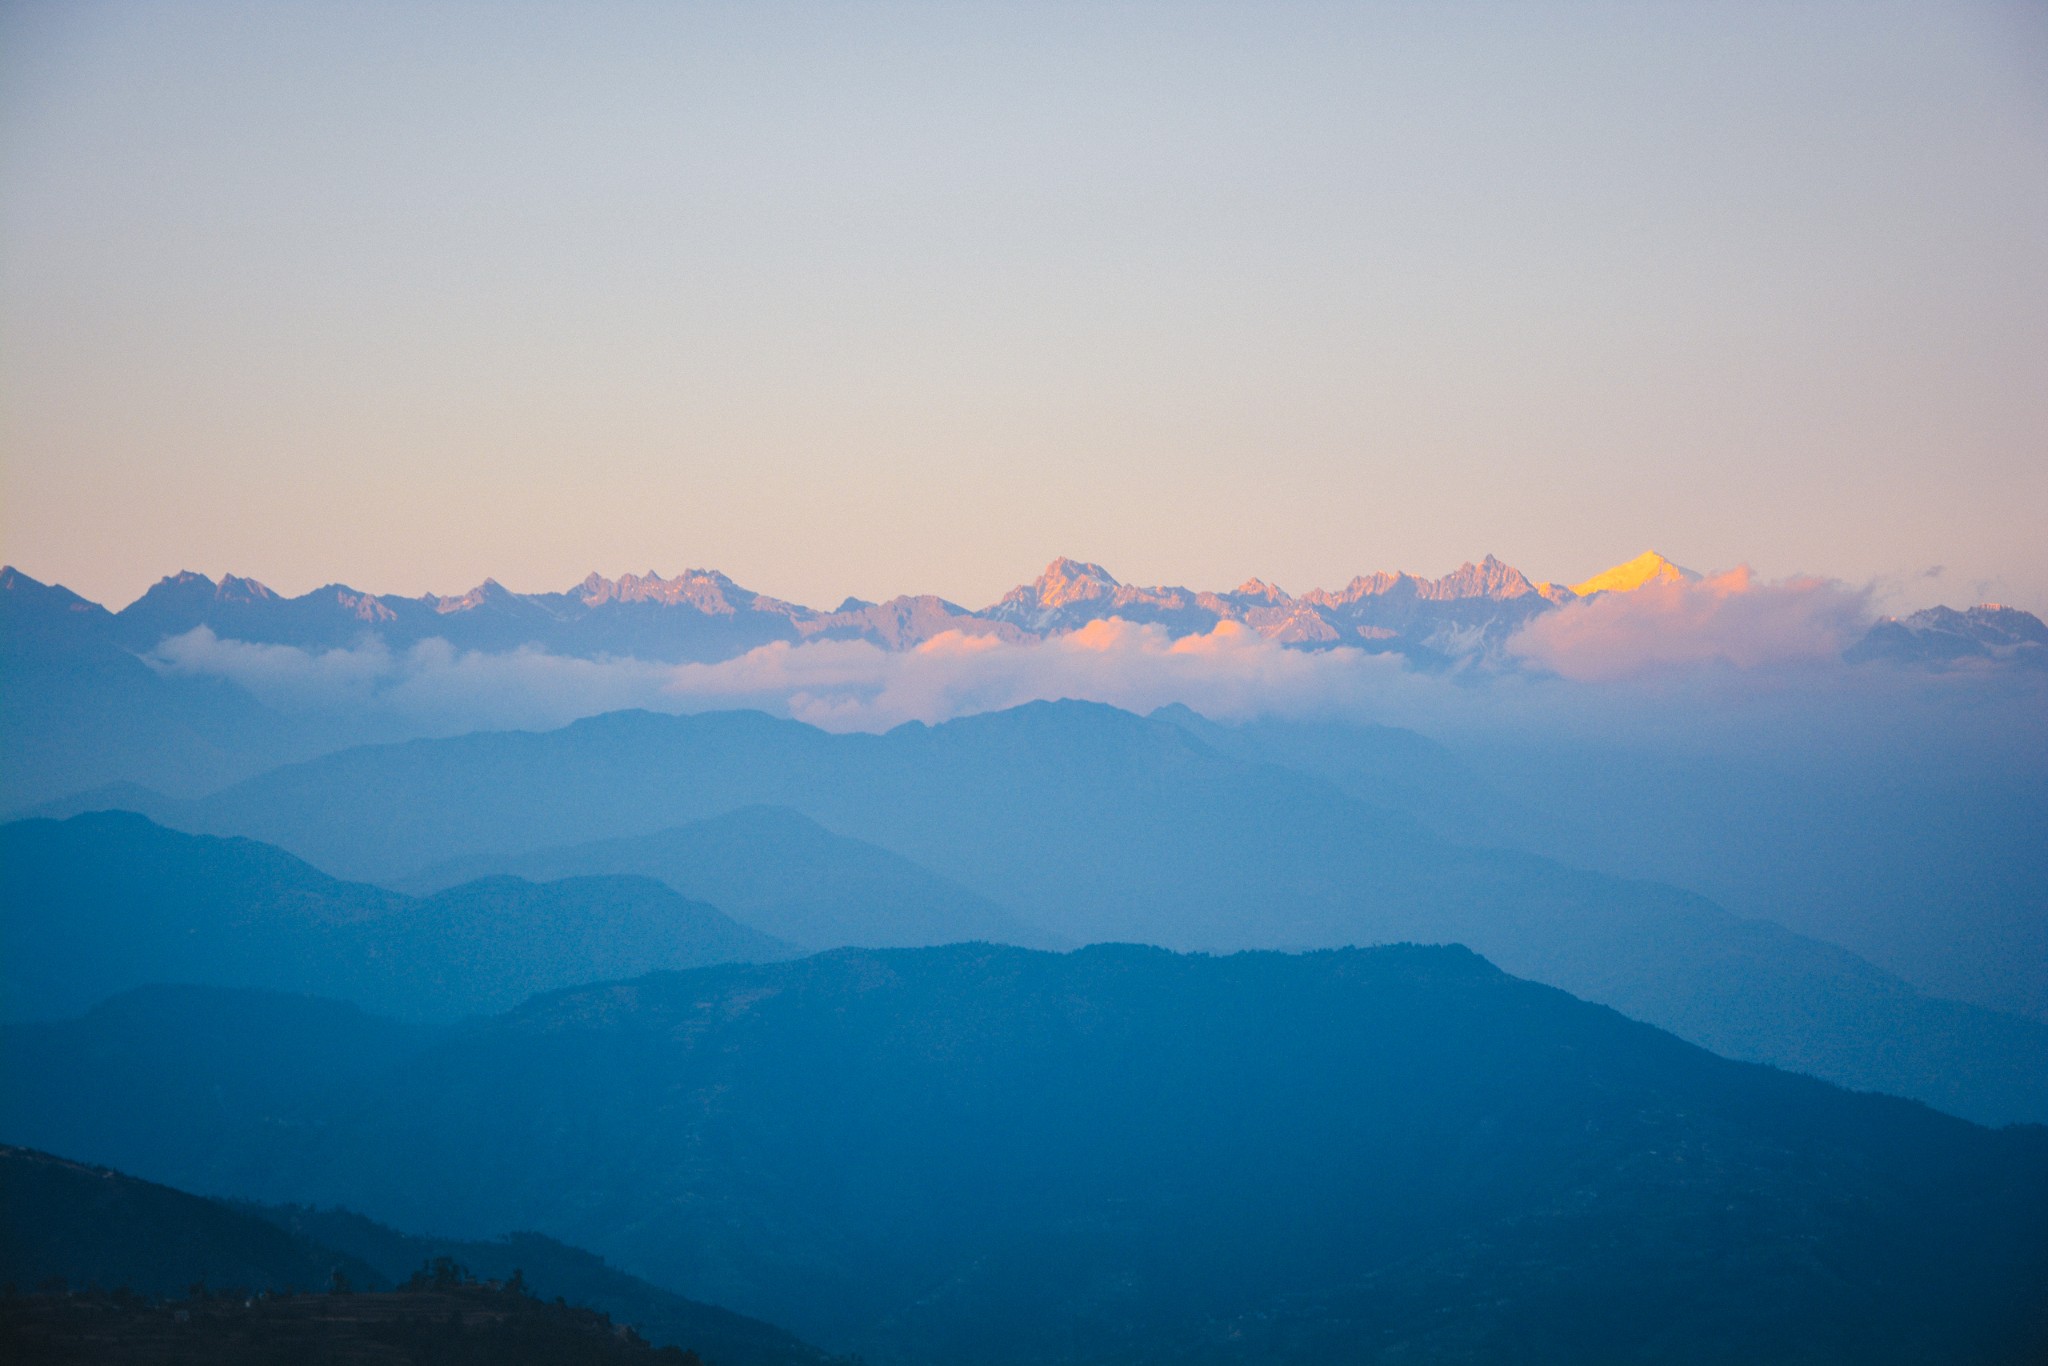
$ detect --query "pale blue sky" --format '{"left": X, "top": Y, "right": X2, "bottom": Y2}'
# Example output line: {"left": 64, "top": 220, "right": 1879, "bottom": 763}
{"left": 4, "top": 1, "right": 2045, "bottom": 612}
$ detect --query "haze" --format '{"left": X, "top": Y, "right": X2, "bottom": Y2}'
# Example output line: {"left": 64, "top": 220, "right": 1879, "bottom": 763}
{"left": 4, "top": 1, "right": 2047, "bottom": 612}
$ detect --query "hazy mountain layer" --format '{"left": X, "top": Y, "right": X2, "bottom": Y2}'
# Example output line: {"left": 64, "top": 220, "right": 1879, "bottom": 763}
{"left": 0, "top": 988, "right": 440, "bottom": 1190}
{"left": 58, "top": 702, "right": 2047, "bottom": 1124}
{"left": 1148, "top": 702, "right": 2048, "bottom": 1024}
{"left": 0, "top": 567, "right": 353, "bottom": 811}
{"left": 5, "top": 948, "right": 2043, "bottom": 1365}
{"left": 405, "top": 805, "right": 1061, "bottom": 952}
{"left": 0, "top": 813, "right": 790, "bottom": 1021}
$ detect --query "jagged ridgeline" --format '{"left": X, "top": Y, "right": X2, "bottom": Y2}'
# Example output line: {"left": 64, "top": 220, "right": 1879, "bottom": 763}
{"left": 14, "top": 554, "right": 2039, "bottom": 672}
{"left": 0, "top": 554, "right": 1609, "bottom": 810}
{"left": 4, "top": 556, "right": 1580, "bottom": 667}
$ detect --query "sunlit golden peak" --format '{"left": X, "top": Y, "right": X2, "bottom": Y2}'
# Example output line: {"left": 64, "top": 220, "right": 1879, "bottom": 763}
{"left": 1570, "top": 551, "right": 1695, "bottom": 597}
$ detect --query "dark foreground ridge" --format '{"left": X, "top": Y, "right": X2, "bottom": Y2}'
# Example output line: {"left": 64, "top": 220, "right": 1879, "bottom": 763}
{"left": 9, "top": 944, "right": 2048, "bottom": 1364}
{"left": 0, "top": 1146, "right": 826, "bottom": 1366}
{"left": 1, "top": 1280, "right": 697, "bottom": 1366}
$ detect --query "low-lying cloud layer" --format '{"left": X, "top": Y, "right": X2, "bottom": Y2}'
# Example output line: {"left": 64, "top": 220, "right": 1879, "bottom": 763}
{"left": 143, "top": 568, "right": 2039, "bottom": 756}
{"left": 151, "top": 619, "right": 1418, "bottom": 735}
{"left": 1508, "top": 568, "right": 1873, "bottom": 681}
{"left": 150, "top": 567, "right": 1870, "bottom": 720}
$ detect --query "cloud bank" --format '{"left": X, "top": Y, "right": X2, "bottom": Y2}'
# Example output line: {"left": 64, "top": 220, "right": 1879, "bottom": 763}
{"left": 149, "top": 620, "right": 1419, "bottom": 735}
{"left": 146, "top": 573, "right": 2038, "bottom": 759}
{"left": 1508, "top": 567, "right": 1873, "bottom": 681}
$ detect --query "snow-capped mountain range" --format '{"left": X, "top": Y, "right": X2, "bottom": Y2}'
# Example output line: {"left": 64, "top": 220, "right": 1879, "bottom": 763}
{"left": 3, "top": 553, "right": 2040, "bottom": 670}
{"left": 2, "top": 554, "right": 1610, "bottom": 667}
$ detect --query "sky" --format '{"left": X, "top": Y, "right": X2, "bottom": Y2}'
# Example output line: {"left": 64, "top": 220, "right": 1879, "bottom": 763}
{"left": 3, "top": 1, "right": 2045, "bottom": 614}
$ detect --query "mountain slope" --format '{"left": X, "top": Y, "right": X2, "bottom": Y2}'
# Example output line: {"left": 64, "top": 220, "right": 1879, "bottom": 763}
{"left": 1146, "top": 702, "right": 1522, "bottom": 840}
{"left": 0, "top": 1284, "right": 713, "bottom": 1365}
{"left": 0, "top": 1145, "right": 381, "bottom": 1299}
{"left": 238, "top": 1206, "right": 830, "bottom": 1366}
{"left": 0, "top": 568, "right": 329, "bottom": 811}
{"left": 0, "top": 1146, "right": 827, "bottom": 1365}
{"left": 103, "top": 702, "right": 2048, "bottom": 1125}
{"left": 0, "top": 988, "right": 438, "bottom": 1192}
{"left": 6, "top": 948, "right": 2043, "bottom": 1365}
{"left": 0, "top": 813, "right": 791, "bottom": 1020}
{"left": 407, "top": 805, "right": 1059, "bottom": 951}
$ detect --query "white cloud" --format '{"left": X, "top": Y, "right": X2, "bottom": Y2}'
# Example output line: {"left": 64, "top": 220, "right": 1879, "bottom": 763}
{"left": 147, "top": 619, "right": 1419, "bottom": 734}
{"left": 1507, "top": 567, "right": 1872, "bottom": 681}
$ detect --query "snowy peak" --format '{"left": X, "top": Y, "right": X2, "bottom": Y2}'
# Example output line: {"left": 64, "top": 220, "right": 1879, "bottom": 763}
{"left": 1228, "top": 578, "right": 1291, "bottom": 605}
{"left": 1426, "top": 555, "right": 1544, "bottom": 602}
{"left": 133, "top": 570, "right": 279, "bottom": 607}
{"left": 985, "top": 557, "right": 1125, "bottom": 625}
{"left": 319, "top": 585, "right": 399, "bottom": 624}
{"left": 1847, "top": 603, "right": 2048, "bottom": 669}
{"left": 1306, "top": 556, "right": 1542, "bottom": 607}
{"left": 1034, "top": 557, "right": 1121, "bottom": 607}
{"left": 215, "top": 574, "right": 278, "bottom": 604}
{"left": 35, "top": 548, "right": 1950, "bottom": 672}
{"left": 1570, "top": 551, "right": 1696, "bottom": 597}
{"left": 431, "top": 578, "right": 520, "bottom": 614}
{"left": 573, "top": 569, "right": 757, "bottom": 616}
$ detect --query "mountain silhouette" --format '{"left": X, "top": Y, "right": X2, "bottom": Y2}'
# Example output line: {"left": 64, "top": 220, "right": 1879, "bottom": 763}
{"left": 6, "top": 946, "right": 2042, "bottom": 1364}
{"left": 0, "top": 567, "right": 336, "bottom": 811}
{"left": 1, "top": 812, "right": 791, "bottom": 1021}
{"left": 0, "top": 1145, "right": 825, "bottom": 1364}
{"left": 8, "top": 554, "right": 1605, "bottom": 676}
{"left": 54, "top": 702, "right": 2047, "bottom": 1124}
{"left": 1, "top": 1144, "right": 381, "bottom": 1299}
{"left": 1848, "top": 603, "right": 2048, "bottom": 668}
{"left": 407, "top": 804, "right": 1060, "bottom": 952}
